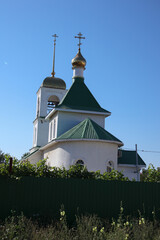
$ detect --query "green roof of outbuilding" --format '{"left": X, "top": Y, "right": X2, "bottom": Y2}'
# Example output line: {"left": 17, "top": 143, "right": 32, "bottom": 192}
{"left": 118, "top": 150, "right": 146, "bottom": 166}
{"left": 56, "top": 77, "right": 110, "bottom": 113}
{"left": 57, "top": 118, "right": 123, "bottom": 145}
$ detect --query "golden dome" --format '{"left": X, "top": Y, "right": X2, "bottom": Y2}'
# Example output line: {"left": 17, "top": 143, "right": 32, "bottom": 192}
{"left": 72, "top": 48, "right": 86, "bottom": 69}
{"left": 42, "top": 77, "right": 66, "bottom": 89}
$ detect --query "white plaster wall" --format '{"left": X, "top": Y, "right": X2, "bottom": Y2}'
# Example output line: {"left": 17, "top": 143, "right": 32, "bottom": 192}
{"left": 118, "top": 165, "right": 140, "bottom": 181}
{"left": 43, "top": 140, "right": 118, "bottom": 173}
{"left": 37, "top": 119, "right": 49, "bottom": 147}
{"left": 55, "top": 111, "right": 105, "bottom": 137}
{"left": 32, "top": 118, "right": 49, "bottom": 147}
{"left": 33, "top": 120, "right": 38, "bottom": 147}
{"left": 36, "top": 90, "right": 41, "bottom": 117}
{"left": 27, "top": 150, "right": 43, "bottom": 165}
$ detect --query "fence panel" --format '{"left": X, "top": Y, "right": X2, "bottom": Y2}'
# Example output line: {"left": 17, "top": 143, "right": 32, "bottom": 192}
{"left": 0, "top": 176, "right": 160, "bottom": 220}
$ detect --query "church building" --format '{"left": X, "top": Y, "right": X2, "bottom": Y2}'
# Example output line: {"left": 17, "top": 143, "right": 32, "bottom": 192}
{"left": 26, "top": 33, "right": 146, "bottom": 180}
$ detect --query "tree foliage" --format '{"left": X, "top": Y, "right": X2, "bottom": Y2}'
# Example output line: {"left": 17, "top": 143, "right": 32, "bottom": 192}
{"left": 0, "top": 149, "right": 12, "bottom": 164}
{"left": 141, "top": 164, "right": 160, "bottom": 182}
{"left": 0, "top": 150, "right": 5, "bottom": 163}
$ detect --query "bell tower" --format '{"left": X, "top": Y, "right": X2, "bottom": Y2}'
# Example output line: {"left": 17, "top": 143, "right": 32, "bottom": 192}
{"left": 30, "top": 35, "right": 67, "bottom": 153}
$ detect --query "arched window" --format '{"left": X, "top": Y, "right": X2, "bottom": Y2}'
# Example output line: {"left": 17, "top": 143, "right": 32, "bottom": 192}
{"left": 107, "top": 161, "right": 114, "bottom": 173}
{"left": 75, "top": 159, "right": 84, "bottom": 166}
{"left": 47, "top": 95, "right": 60, "bottom": 113}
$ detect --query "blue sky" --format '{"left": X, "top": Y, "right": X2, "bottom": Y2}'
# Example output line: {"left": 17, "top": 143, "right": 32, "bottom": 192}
{"left": 0, "top": 0, "right": 160, "bottom": 168}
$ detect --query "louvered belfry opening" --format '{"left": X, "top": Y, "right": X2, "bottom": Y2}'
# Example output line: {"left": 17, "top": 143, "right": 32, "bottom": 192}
{"left": 47, "top": 95, "right": 60, "bottom": 113}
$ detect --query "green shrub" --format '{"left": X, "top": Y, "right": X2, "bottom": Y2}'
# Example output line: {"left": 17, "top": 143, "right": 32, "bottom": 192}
{"left": 0, "top": 157, "right": 129, "bottom": 181}
{"left": 141, "top": 164, "right": 160, "bottom": 182}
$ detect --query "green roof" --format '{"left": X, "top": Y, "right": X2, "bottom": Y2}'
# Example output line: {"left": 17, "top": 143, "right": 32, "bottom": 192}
{"left": 56, "top": 77, "right": 110, "bottom": 113}
{"left": 118, "top": 150, "right": 146, "bottom": 166}
{"left": 57, "top": 118, "right": 122, "bottom": 145}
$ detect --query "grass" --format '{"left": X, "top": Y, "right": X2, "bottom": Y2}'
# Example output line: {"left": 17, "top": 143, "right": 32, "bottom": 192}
{"left": 0, "top": 208, "right": 160, "bottom": 240}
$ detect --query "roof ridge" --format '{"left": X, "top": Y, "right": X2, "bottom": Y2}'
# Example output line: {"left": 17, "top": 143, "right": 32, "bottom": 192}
{"left": 81, "top": 118, "right": 89, "bottom": 138}
{"left": 88, "top": 118, "right": 99, "bottom": 139}
{"left": 89, "top": 118, "right": 119, "bottom": 140}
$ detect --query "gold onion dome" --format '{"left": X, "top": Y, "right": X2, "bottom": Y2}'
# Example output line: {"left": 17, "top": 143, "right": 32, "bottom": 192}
{"left": 72, "top": 48, "right": 86, "bottom": 69}
{"left": 42, "top": 76, "right": 66, "bottom": 90}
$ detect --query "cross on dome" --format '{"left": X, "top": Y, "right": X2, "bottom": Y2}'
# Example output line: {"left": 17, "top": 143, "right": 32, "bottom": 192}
{"left": 72, "top": 32, "right": 86, "bottom": 77}
{"left": 74, "top": 32, "right": 85, "bottom": 50}
{"left": 52, "top": 34, "right": 58, "bottom": 44}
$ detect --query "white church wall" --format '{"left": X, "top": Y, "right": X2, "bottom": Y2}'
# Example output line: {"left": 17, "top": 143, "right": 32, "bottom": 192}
{"left": 33, "top": 120, "right": 38, "bottom": 147}
{"left": 27, "top": 150, "right": 43, "bottom": 165}
{"left": 33, "top": 117, "right": 49, "bottom": 147}
{"left": 43, "top": 140, "right": 118, "bottom": 173}
{"left": 37, "top": 118, "right": 49, "bottom": 147}
{"left": 55, "top": 111, "right": 105, "bottom": 137}
{"left": 117, "top": 165, "right": 140, "bottom": 181}
{"left": 36, "top": 90, "right": 41, "bottom": 117}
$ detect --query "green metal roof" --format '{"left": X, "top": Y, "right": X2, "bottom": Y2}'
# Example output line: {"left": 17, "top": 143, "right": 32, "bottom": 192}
{"left": 56, "top": 77, "right": 110, "bottom": 113}
{"left": 57, "top": 118, "right": 122, "bottom": 145}
{"left": 118, "top": 150, "right": 146, "bottom": 166}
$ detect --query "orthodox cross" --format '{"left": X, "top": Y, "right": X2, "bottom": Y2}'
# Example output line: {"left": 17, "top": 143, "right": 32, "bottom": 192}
{"left": 75, "top": 32, "right": 85, "bottom": 50}
{"left": 51, "top": 34, "right": 58, "bottom": 77}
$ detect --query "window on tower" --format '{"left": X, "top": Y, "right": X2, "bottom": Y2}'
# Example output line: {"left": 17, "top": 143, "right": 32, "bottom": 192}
{"left": 49, "top": 119, "right": 57, "bottom": 141}
{"left": 47, "top": 95, "right": 60, "bottom": 114}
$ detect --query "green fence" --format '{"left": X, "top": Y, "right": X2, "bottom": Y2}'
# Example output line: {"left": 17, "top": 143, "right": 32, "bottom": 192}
{"left": 0, "top": 176, "right": 160, "bottom": 220}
